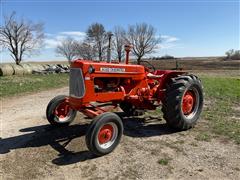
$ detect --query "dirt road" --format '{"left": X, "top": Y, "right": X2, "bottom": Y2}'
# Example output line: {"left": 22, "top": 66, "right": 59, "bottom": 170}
{"left": 1, "top": 87, "right": 239, "bottom": 179}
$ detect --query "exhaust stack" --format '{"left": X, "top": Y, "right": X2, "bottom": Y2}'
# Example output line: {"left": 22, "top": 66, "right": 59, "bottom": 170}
{"left": 107, "top": 32, "right": 113, "bottom": 63}
{"left": 124, "top": 44, "right": 132, "bottom": 64}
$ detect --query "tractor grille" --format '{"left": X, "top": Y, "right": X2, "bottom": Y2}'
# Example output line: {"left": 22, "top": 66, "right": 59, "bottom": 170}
{"left": 69, "top": 68, "right": 85, "bottom": 98}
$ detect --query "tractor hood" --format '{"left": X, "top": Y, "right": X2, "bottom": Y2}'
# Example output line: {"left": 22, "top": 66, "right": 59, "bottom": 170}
{"left": 71, "top": 59, "right": 146, "bottom": 80}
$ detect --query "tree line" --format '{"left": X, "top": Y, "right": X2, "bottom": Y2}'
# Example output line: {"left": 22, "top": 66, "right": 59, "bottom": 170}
{"left": 55, "top": 22, "right": 161, "bottom": 65}
{"left": 0, "top": 12, "right": 160, "bottom": 65}
{"left": 1, "top": 12, "right": 238, "bottom": 65}
{"left": 225, "top": 49, "right": 240, "bottom": 60}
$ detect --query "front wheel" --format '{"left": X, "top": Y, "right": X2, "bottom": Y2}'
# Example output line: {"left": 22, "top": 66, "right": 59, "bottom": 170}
{"left": 162, "top": 75, "right": 203, "bottom": 130}
{"left": 46, "top": 95, "right": 77, "bottom": 126}
{"left": 85, "top": 112, "right": 123, "bottom": 156}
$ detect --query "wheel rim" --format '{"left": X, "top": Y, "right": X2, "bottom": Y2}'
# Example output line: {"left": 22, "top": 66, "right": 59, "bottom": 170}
{"left": 54, "top": 101, "right": 73, "bottom": 122}
{"left": 182, "top": 88, "right": 199, "bottom": 119}
{"left": 97, "top": 123, "right": 118, "bottom": 149}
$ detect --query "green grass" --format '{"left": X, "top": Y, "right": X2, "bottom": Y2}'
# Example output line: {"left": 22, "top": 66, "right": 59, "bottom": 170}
{"left": 201, "top": 76, "right": 240, "bottom": 101}
{"left": 200, "top": 76, "right": 240, "bottom": 144}
{"left": 158, "top": 158, "right": 171, "bottom": 165}
{"left": 195, "top": 132, "right": 211, "bottom": 142}
{"left": 0, "top": 73, "right": 69, "bottom": 97}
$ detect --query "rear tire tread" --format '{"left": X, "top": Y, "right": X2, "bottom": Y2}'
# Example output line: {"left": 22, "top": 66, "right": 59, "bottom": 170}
{"left": 162, "top": 75, "right": 203, "bottom": 130}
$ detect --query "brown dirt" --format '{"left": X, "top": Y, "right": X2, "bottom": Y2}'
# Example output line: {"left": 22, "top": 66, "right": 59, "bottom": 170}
{"left": 138, "top": 58, "right": 240, "bottom": 70}
{"left": 1, "top": 87, "right": 240, "bottom": 180}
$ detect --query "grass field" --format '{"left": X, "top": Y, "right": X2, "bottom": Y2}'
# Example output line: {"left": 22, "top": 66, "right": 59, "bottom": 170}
{"left": 200, "top": 74, "right": 240, "bottom": 144}
{"left": 0, "top": 73, "right": 69, "bottom": 97}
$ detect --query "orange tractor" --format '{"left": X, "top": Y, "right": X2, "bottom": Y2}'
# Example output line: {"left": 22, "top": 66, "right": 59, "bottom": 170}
{"left": 46, "top": 45, "right": 203, "bottom": 156}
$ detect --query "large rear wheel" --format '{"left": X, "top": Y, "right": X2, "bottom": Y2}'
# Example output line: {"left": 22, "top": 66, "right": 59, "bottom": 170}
{"left": 162, "top": 75, "right": 203, "bottom": 130}
{"left": 46, "top": 95, "right": 77, "bottom": 126}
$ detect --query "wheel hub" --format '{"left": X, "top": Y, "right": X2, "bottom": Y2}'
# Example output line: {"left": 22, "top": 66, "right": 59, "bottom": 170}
{"left": 182, "top": 91, "right": 195, "bottom": 115}
{"left": 54, "top": 102, "right": 70, "bottom": 118}
{"left": 98, "top": 124, "right": 113, "bottom": 144}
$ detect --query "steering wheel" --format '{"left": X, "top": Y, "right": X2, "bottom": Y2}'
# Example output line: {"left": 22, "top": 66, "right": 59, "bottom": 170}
{"left": 139, "top": 60, "right": 156, "bottom": 73}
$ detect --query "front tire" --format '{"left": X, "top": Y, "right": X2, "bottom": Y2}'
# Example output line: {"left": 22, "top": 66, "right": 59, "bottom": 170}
{"left": 162, "top": 75, "right": 203, "bottom": 130}
{"left": 46, "top": 95, "right": 77, "bottom": 126}
{"left": 85, "top": 112, "right": 123, "bottom": 156}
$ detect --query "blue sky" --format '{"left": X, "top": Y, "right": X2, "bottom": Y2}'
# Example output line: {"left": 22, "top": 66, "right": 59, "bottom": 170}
{"left": 1, "top": 0, "right": 239, "bottom": 62}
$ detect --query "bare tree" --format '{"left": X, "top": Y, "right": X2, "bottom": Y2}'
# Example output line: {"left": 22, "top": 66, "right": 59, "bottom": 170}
{"left": 113, "top": 26, "right": 126, "bottom": 62}
{"left": 225, "top": 49, "right": 240, "bottom": 60}
{"left": 86, "top": 23, "right": 107, "bottom": 61}
{"left": 225, "top": 49, "right": 234, "bottom": 59}
{"left": 0, "top": 12, "right": 44, "bottom": 65}
{"left": 75, "top": 40, "right": 97, "bottom": 60}
{"left": 126, "top": 23, "right": 160, "bottom": 64}
{"left": 55, "top": 37, "right": 77, "bottom": 63}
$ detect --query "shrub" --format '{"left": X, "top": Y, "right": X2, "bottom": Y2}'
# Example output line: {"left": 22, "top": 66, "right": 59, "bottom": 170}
{"left": 151, "top": 55, "right": 175, "bottom": 60}
{"left": 225, "top": 49, "right": 240, "bottom": 60}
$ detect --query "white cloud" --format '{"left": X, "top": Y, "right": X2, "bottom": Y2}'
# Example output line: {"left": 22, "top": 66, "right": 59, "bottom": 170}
{"left": 161, "top": 35, "right": 179, "bottom": 43}
{"left": 158, "top": 43, "right": 179, "bottom": 49}
{"left": 44, "top": 31, "right": 86, "bottom": 49}
{"left": 44, "top": 39, "right": 61, "bottom": 49}
{"left": 60, "top": 31, "right": 86, "bottom": 37}
{"left": 155, "top": 42, "right": 184, "bottom": 51}
{"left": 156, "top": 35, "right": 182, "bottom": 50}
{"left": 151, "top": 35, "right": 183, "bottom": 57}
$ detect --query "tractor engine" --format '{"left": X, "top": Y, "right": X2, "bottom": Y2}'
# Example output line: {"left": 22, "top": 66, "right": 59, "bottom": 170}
{"left": 68, "top": 60, "right": 157, "bottom": 110}
{"left": 94, "top": 77, "right": 123, "bottom": 93}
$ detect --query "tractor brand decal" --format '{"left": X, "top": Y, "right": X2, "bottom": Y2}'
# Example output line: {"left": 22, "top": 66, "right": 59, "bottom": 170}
{"left": 100, "top": 67, "right": 125, "bottom": 73}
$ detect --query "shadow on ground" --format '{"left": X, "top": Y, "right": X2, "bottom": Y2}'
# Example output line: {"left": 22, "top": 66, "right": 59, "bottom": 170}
{"left": 0, "top": 114, "right": 177, "bottom": 165}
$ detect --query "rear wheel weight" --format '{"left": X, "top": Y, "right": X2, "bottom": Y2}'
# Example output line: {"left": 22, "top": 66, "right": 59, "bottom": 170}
{"left": 85, "top": 112, "right": 123, "bottom": 156}
{"left": 182, "top": 88, "right": 199, "bottom": 119}
{"left": 162, "top": 75, "right": 203, "bottom": 130}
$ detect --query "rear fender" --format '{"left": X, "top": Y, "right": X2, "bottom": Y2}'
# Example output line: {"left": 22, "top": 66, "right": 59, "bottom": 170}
{"left": 154, "top": 70, "right": 187, "bottom": 101}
